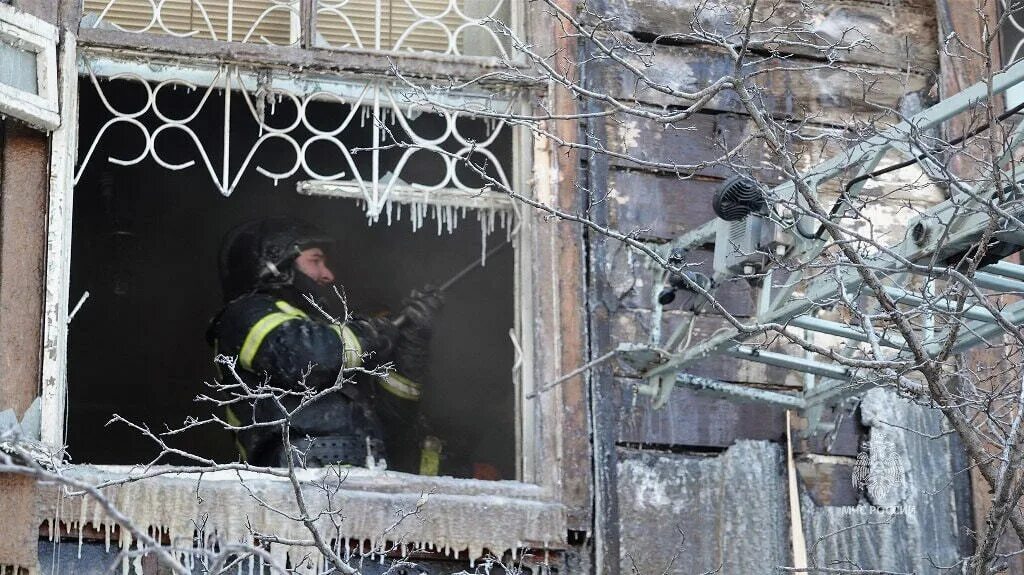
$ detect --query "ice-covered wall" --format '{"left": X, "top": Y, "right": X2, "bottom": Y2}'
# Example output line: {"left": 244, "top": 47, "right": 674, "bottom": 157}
{"left": 803, "top": 389, "right": 966, "bottom": 574}
{"left": 616, "top": 441, "right": 791, "bottom": 574}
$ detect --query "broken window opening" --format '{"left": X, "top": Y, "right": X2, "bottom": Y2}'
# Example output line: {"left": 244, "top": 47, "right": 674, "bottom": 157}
{"left": 67, "top": 71, "right": 520, "bottom": 480}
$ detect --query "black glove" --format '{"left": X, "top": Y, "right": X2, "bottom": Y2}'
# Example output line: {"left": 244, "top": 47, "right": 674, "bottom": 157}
{"left": 396, "top": 286, "right": 444, "bottom": 380}
{"left": 399, "top": 286, "right": 444, "bottom": 332}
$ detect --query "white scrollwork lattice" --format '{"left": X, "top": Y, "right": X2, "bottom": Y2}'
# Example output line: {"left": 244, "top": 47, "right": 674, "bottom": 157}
{"left": 1005, "top": 1, "right": 1024, "bottom": 63}
{"left": 76, "top": 61, "right": 515, "bottom": 233}
{"left": 81, "top": 0, "right": 509, "bottom": 56}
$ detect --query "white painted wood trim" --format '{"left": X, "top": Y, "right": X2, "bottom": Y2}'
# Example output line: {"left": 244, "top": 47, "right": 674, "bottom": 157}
{"left": 40, "top": 32, "right": 79, "bottom": 449}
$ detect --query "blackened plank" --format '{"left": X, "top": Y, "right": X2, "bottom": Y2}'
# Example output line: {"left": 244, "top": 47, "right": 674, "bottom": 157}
{"left": 587, "top": 0, "right": 937, "bottom": 72}
{"left": 606, "top": 170, "right": 720, "bottom": 241}
{"left": 590, "top": 40, "right": 930, "bottom": 124}
{"left": 616, "top": 378, "right": 788, "bottom": 447}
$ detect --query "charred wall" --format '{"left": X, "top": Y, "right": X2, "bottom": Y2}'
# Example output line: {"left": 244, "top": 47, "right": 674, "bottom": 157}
{"left": 579, "top": 0, "right": 974, "bottom": 572}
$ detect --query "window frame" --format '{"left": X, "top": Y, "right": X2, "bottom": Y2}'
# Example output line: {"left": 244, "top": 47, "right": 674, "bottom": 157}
{"left": 0, "top": 2, "right": 60, "bottom": 131}
{"left": 39, "top": 35, "right": 571, "bottom": 546}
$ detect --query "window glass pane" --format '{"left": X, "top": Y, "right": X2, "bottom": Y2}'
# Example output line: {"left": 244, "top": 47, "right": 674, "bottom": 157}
{"left": 0, "top": 38, "right": 37, "bottom": 94}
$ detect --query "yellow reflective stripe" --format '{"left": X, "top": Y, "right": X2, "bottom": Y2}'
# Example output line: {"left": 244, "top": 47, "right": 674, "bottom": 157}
{"left": 275, "top": 300, "right": 308, "bottom": 318}
{"left": 330, "top": 324, "right": 364, "bottom": 367}
{"left": 239, "top": 312, "right": 297, "bottom": 371}
{"left": 379, "top": 372, "right": 422, "bottom": 401}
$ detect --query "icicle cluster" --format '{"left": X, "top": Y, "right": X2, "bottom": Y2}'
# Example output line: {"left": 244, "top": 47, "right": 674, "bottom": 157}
{"left": 42, "top": 470, "right": 562, "bottom": 574}
{"left": 358, "top": 197, "right": 514, "bottom": 266}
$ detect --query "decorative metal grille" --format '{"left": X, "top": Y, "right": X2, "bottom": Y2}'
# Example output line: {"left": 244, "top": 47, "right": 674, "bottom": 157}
{"left": 1002, "top": 0, "right": 1024, "bottom": 106}
{"left": 76, "top": 60, "right": 515, "bottom": 236}
{"left": 1004, "top": 0, "right": 1024, "bottom": 63}
{"left": 80, "top": 0, "right": 511, "bottom": 56}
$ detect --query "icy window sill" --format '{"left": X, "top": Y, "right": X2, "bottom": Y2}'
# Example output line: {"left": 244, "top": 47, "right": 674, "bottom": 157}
{"left": 39, "top": 465, "right": 566, "bottom": 564}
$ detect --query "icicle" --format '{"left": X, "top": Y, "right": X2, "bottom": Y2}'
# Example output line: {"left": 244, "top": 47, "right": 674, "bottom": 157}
{"left": 480, "top": 212, "right": 488, "bottom": 266}
{"left": 50, "top": 495, "right": 60, "bottom": 543}
{"left": 120, "top": 528, "right": 129, "bottom": 575}
{"left": 436, "top": 204, "right": 442, "bottom": 236}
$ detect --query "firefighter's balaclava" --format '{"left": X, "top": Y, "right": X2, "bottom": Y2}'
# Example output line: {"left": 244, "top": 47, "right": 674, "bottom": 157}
{"left": 219, "top": 217, "right": 336, "bottom": 302}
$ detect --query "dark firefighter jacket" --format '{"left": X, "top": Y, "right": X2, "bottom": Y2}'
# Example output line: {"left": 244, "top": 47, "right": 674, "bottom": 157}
{"left": 207, "top": 288, "right": 421, "bottom": 467}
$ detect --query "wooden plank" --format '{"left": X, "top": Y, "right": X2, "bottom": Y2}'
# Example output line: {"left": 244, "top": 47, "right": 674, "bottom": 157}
{"left": 58, "top": 0, "right": 82, "bottom": 34}
{"left": 935, "top": 0, "right": 1001, "bottom": 180}
{"left": 551, "top": 8, "right": 594, "bottom": 530}
{"left": 0, "top": 123, "right": 49, "bottom": 418}
{"left": 795, "top": 459, "right": 860, "bottom": 506}
{"left": 40, "top": 32, "right": 78, "bottom": 448}
{"left": 77, "top": 28, "right": 539, "bottom": 87}
{"left": 587, "top": 0, "right": 938, "bottom": 72}
{"left": 603, "top": 111, "right": 773, "bottom": 179}
{"left": 0, "top": 474, "right": 39, "bottom": 571}
{"left": 616, "top": 377, "right": 788, "bottom": 447}
{"left": 603, "top": 111, "right": 846, "bottom": 181}
{"left": 12, "top": 0, "right": 59, "bottom": 24}
{"left": 591, "top": 41, "right": 931, "bottom": 125}
{"left": 607, "top": 170, "right": 721, "bottom": 241}
{"left": 603, "top": 116, "right": 944, "bottom": 240}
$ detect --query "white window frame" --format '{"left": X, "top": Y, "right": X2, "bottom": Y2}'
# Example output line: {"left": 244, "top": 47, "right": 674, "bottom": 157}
{"left": 0, "top": 3, "right": 60, "bottom": 131}
{"left": 40, "top": 52, "right": 549, "bottom": 484}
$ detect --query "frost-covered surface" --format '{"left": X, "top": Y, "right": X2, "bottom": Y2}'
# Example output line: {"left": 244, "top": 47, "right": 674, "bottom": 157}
{"left": 616, "top": 441, "right": 790, "bottom": 574}
{"left": 36, "top": 466, "right": 564, "bottom": 572}
{"left": 803, "top": 388, "right": 964, "bottom": 573}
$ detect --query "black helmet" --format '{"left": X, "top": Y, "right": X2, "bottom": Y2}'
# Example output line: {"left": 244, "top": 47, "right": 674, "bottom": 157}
{"left": 219, "top": 217, "right": 335, "bottom": 301}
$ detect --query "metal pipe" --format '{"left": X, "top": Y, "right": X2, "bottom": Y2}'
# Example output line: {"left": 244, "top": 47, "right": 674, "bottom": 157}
{"left": 725, "top": 345, "right": 851, "bottom": 379}
{"left": 983, "top": 261, "right": 1024, "bottom": 282}
{"left": 944, "top": 298, "right": 1024, "bottom": 355}
{"left": 972, "top": 271, "right": 1024, "bottom": 293}
{"left": 788, "top": 315, "right": 903, "bottom": 348}
{"left": 883, "top": 286, "right": 996, "bottom": 323}
{"left": 674, "top": 372, "right": 805, "bottom": 410}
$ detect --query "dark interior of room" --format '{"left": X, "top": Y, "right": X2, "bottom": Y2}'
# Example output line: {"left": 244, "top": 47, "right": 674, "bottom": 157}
{"left": 67, "top": 76, "right": 516, "bottom": 479}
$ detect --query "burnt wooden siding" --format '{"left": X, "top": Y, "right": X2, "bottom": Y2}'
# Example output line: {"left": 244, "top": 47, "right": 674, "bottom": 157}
{"left": 580, "top": 0, "right": 974, "bottom": 572}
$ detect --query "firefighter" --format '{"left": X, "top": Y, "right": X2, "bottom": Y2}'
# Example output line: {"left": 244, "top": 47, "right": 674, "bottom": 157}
{"left": 206, "top": 217, "right": 442, "bottom": 468}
